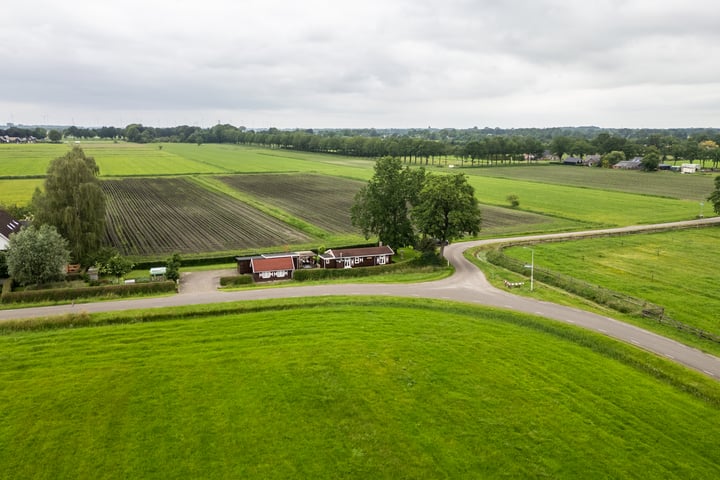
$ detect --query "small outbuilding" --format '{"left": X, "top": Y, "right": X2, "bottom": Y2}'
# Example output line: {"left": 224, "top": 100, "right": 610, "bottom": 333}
{"left": 681, "top": 163, "right": 700, "bottom": 174}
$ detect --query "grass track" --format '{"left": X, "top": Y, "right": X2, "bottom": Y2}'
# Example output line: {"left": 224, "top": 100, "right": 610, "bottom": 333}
{"left": 1, "top": 298, "right": 719, "bottom": 479}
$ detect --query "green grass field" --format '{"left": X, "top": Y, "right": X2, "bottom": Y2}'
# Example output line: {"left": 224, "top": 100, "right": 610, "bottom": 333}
{"left": 0, "top": 178, "right": 43, "bottom": 206}
{"left": 503, "top": 227, "right": 720, "bottom": 337}
{"left": 2, "top": 298, "right": 719, "bottom": 479}
{"left": 464, "top": 163, "right": 715, "bottom": 201}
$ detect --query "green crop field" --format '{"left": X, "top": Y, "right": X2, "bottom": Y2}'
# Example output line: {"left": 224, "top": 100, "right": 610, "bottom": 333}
{"left": 2, "top": 298, "right": 719, "bottom": 479}
{"left": 0, "top": 178, "right": 44, "bottom": 206}
{"left": 102, "top": 177, "right": 312, "bottom": 256}
{"left": 162, "top": 143, "right": 376, "bottom": 179}
{"left": 503, "top": 227, "right": 720, "bottom": 337}
{"left": 464, "top": 175, "right": 703, "bottom": 226}
{"left": 0, "top": 143, "right": 69, "bottom": 177}
{"left": 83, "top": 143, "right": 224, "bottom": 176}
{"left": 464, "top": 164, "right": 715, "bottom": 201}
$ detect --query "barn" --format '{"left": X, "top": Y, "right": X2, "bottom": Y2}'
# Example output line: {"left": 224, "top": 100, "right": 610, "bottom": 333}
{"left": 319, "top": 245, "right": 394, "bottom": 269}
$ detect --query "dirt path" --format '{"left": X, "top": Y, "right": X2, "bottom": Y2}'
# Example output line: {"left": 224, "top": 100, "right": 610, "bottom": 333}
{"left": 178, "top": 269, "right": 237, "bottom": 294}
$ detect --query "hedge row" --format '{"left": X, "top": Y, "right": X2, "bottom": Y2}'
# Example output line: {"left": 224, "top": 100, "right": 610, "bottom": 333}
{"left": 0, "top": 281, "right": 177, "bottom": 304}
{"left": 219, "top": 275, "right": 254, "bottom": 287}
{"left": 293, "top": 259, "right": 426, "bottom": 282}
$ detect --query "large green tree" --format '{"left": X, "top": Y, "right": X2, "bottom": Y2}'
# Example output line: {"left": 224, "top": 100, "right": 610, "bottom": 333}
{"left": 351, "top": 156, "right": 426, "bottom": 248}
{"left": 32, "top": 146, "right": 106, "bottom": 265}
{"left": 411, "top": 173, "right": 481, "bottom": 256}
{"left": 6, "top": 224, "right": 70, "bottom": 285}
{"left": 707, "top": 176, "right": 720, "bottom": 215}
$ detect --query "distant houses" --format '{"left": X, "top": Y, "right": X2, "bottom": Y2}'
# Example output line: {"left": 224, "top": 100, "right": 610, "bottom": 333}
{"left": 0, "top": 135, "right": 37, "bottom": 144}
{"left": 562, "top": 155, "right": 600, "bottom": 167}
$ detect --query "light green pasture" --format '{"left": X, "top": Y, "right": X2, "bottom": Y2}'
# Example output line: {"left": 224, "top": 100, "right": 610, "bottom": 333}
{"left": 0, "top": 179, "right": 44, "bottom": 206}
{"left": 504, "top": 227, "right": 720, "bottom": 336}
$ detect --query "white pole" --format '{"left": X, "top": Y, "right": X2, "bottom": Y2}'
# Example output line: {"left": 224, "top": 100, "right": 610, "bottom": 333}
{"left": 530, "top": 249, "right": 534, "bottom": 292}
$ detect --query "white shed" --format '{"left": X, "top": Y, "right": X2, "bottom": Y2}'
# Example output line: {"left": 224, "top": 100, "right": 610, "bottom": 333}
{"left": 681, "top": 164, "right": 700, "bottom": 174}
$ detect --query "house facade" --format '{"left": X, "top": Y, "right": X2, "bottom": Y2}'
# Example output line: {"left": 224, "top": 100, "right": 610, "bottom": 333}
{"left": 250, "top": 256, "right": 295, "bottom": 282}
{"left": 319, "top": 245, "right": 394, "bottom": 269}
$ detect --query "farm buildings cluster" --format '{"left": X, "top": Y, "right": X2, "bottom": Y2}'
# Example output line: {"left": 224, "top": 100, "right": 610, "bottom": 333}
{"left": 236, "top": 245, "right": 395, "bottom": 282}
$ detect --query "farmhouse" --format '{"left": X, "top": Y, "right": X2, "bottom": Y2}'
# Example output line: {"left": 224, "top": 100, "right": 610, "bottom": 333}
{"left": 613, "top": 157, "right": 643, "bottom": 170}
{"left": 250, "top": 256, "right": 295, "bottom": 282}
{"left": 0, "top": 209, "right": 21, "bottom": 250}
{"left": 319, "top": 245, "right": 394, "bottom": 269}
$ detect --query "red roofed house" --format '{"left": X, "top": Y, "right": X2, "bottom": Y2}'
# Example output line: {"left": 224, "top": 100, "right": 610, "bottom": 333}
{"left": 319, "top": 245, "right": 394, "bottom": 269}
{"left": 250, "top": 256, "right": 295, "bottom": 282}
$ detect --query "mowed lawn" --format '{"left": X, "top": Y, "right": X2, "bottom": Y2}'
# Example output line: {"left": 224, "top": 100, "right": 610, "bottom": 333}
{"left": 1, "top": 299, "right": 719, "bottom": 479}
{"left": 503, "top": 227, "right": 720, "bottom": 336}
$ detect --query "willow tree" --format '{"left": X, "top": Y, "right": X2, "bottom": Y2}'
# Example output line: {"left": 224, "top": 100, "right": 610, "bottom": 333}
{"left": 32, "top": 146, "right": 106, "bottom": 265}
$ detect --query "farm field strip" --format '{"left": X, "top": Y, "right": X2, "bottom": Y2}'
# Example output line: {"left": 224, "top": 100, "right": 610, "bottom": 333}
{"left": 162, "top": 143, "right": 375, "bottom": 179}
{"left": 102, "top": 177, "right": 312, "bottom": 256}
{"left": 0, "top": 178, "right": 44, "bottom": 206}
{"left": 0, "top": 143, "right": 69, "bottom": 176}
{"left": 503, "top": 227, "right": 720, "bottom": 337}
{"left": 217, "top": 173, "right": 364, "bottom": 234}
{"left": 463, "top": 164, "right": 715, "bottom": 202}
{"left": 465, "top": 175, "right": 705, "bottom": 226}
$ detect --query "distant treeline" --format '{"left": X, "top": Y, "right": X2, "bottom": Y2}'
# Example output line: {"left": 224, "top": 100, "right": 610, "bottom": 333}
{"left": 5, "top": 123, "right": 720, "bottom": 164}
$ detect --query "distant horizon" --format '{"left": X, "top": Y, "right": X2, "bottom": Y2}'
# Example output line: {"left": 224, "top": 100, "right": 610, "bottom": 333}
{"left": 4, "top": 122, "right": 720, "bottom": 132}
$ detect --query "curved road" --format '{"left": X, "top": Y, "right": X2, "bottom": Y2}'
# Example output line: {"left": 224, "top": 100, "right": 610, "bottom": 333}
{"left": 2, "top": 217, "right": 720, "bottom": 378}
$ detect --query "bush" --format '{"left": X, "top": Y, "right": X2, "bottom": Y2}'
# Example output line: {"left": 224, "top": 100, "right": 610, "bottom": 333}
{"left": 293, "top": 258, "right": 432, "bottom": 282}
{"left": 0, "top": 280, "right": 176, "bottom": 304}
{"left": 219, "top": 275, "right": 253, "bottom": 287}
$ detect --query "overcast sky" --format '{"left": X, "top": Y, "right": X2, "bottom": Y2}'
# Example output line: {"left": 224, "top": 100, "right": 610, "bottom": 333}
{"left": 2, "top": 0, "right": 719, "bottom": 129}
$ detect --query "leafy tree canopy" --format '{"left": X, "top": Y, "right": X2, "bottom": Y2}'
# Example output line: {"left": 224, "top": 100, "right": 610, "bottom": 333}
{"left": 32, "top": 146, "right": 106, "bottom": 266}
{"left": 412, "top": 173, "right": 481, "bottom": 256}
{"left": 351, "top": 156, "right": 426, "bottom": 248}
{"left": 6, "top": 224, "right": 70, "bottom": 286}
{"left": 707, "top": 176, "right": 720, "bottom": 215}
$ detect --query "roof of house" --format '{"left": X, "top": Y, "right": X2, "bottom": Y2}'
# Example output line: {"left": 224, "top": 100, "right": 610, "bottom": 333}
{"left": 0, "top": 209, "right": 21, "bottom": 240}
{"left": 251, "top": 256, "right": 295, "bottom": 273}
{"left": 321, "top": 245, "right": 395, "bottom": 259}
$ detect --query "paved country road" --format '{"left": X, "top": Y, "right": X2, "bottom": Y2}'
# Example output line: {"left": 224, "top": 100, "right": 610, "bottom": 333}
{"left": 3, "top": 217, "right": 720, "bottom": 379}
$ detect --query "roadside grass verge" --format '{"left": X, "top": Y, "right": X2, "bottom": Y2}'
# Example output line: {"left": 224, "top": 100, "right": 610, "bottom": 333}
{"left": 2, "top": 297, "right": 720, "bottom": 479}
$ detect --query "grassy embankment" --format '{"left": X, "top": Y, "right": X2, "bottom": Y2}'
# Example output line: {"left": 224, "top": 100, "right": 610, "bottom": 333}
{"left": 2, "top": 297, "right": 720, "bottom": 479}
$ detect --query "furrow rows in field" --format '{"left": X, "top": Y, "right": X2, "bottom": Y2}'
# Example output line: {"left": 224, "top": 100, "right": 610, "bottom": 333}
{"left": 217, "top": 174, "right": 363, "bottom": 234}
{"left": 101, "top": 177, "right": 312, "bottom": 256}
